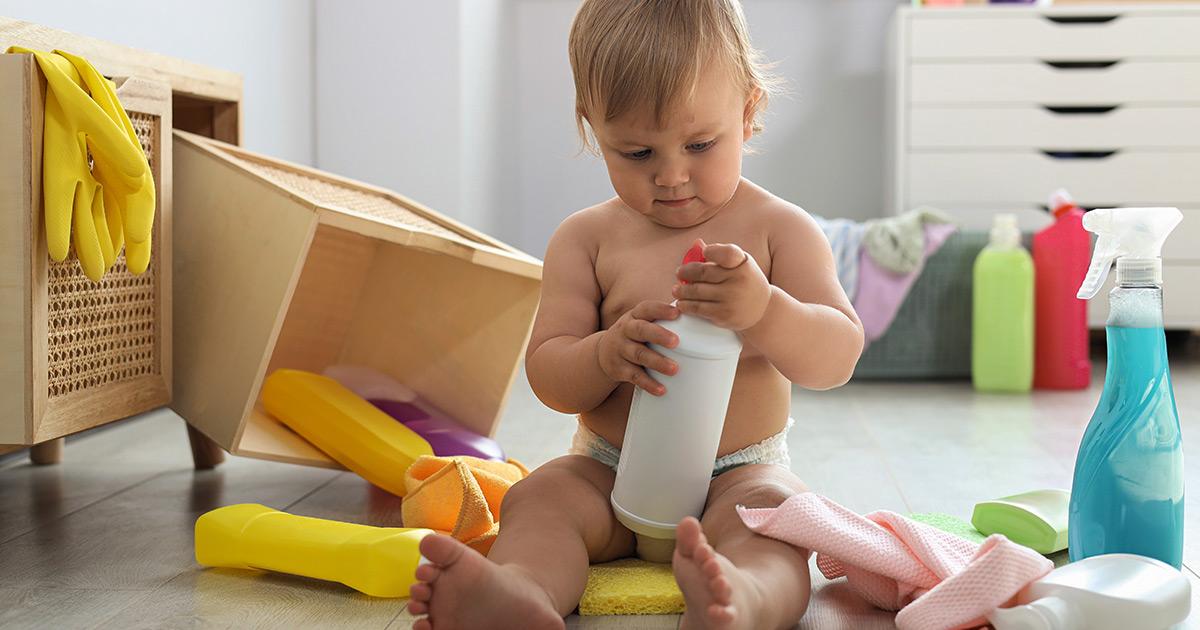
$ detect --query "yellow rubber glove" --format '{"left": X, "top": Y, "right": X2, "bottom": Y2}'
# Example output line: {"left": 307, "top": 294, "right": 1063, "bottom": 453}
{"left": 7, "top": 47, "right": 155, "bottom": 280}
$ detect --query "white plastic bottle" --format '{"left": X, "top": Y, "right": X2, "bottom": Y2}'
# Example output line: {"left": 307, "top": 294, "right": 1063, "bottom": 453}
{"left": 988, "top": 554, "right": 1190, "bottom": 630}
{"left": 610, "top": 245, "right": 742, "bottom": 562}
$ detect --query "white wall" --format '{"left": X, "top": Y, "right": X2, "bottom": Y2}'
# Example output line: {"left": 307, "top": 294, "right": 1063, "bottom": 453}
{"left": 4, "top": 1, "right": 899, "bottom": 257}
{"left": 0, "top": 0, "right": 316, "bottom": 165}
{"left": 314, "top": 0, "right": 466, "bottom": 225}
{"left": 507, "top": 0, "right": 900, "bottom": 255}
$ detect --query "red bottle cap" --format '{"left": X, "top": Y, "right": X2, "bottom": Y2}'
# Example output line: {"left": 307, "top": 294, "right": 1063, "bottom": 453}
{"left": 680, "top": 243, "right": 706, "bottom": 284}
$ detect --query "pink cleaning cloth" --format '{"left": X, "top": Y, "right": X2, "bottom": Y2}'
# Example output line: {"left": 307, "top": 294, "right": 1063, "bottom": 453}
{"left": 738, "top": 492, "right": 1053, "bottom": 630}
{"left": 854, "top": 222, "right": 957, "bottom": 342}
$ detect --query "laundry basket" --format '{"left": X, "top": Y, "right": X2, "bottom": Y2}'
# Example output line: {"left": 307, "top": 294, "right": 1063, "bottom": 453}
{"left": 853, "top": 231, "right": 1032, "bottom": 380}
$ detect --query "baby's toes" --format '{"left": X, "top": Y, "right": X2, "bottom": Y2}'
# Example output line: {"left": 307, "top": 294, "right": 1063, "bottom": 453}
{"left": 708, "top": 602, "right": 735, "bottom": 624}
{"left": 406, "top": 599, "right": 428, "bottom": 615}
{"left": 409, "top": 582, "right": 432, "bottom": 602}
{"left": 415, "top": 563, "right": 440, "bottom": 586}
{"left": 709, "top": 574, "right": 732, "bottom": 604}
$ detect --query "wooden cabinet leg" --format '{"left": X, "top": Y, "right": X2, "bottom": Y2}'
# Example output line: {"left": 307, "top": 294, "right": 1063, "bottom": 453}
{"left": 186, "top": 424, "right": 225, "bottom": 470}
{"left": 30, "top": 438, "right": 64, "bottom": 465}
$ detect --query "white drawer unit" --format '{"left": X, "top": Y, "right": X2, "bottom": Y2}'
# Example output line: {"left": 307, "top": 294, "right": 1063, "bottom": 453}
{"left": 888, "top": 5, "right": 1200, "bottom": 329}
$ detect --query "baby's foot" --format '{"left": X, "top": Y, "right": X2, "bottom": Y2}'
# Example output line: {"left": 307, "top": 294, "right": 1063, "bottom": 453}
{"left": 673, "top": 517, "right": 766, "bottom": 630}
{"left": 408, "top": 534, "right": 564, "bottom": 630}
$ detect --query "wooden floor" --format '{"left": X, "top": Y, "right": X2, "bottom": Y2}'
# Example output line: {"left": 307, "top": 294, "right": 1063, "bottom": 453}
{"left": 4, "top": 339, "right": 1200, "bottom": 629}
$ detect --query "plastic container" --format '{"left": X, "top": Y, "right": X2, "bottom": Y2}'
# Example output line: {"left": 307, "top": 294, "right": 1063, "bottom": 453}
{"left": 195, "top": 503, "right": 433, "bottom": 598}
{"left": 260, "top": 369, "right": 434, "bottom": 497}
{"left": 989, "top": 553, "right": 1190, "bottom": 630}
{"left": 1070, "top": 207, "right": 1184, "bottom": 568}
{"left": 972, "top": 214, "right": 1035, "bottom": 392}
{"left": 610, "top": 244, "right": 743, "bottom": 562}
{"left": 1032, "top": 190, "right": 1091, "bottom": 390}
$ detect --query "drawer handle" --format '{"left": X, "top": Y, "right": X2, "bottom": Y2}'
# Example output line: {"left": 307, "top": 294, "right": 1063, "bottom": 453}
{"left": 1040, "top": 149, "right": 1119, "bottom": 160}
{"left": 1045, "top": 15, "right": 1120, "bottom": 25}
{"left": 1043, "top": 60, "right": 1120, "bottom": 70}
{"left": 1043, "top": 105, "right": 1120, "bottom": 115}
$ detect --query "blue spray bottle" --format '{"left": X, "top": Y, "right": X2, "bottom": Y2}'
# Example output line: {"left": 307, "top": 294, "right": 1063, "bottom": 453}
{"left": 1070, "top": 207, "right": 1184, "bottom": 568}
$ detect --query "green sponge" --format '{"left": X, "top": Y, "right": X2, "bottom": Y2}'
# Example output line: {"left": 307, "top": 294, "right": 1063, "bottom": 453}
{"left": 909, "top": 512, "right": 987, "bottom": 545}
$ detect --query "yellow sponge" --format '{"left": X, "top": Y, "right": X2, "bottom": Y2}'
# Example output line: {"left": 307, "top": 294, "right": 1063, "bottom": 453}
{"left": 579, "top": 558, "right": 684, "bottom": 615}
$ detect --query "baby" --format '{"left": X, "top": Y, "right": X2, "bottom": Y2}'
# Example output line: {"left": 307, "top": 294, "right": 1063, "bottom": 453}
{"left": 408, "top": 1, "right": 864, "bottom": 628}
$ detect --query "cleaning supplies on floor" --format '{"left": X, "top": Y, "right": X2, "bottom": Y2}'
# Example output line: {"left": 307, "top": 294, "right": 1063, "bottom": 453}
{"left": 1033, "top": 190, "right": 1091, "bottom": 390}
{"left": 400, "top": 454, "right": 528, "bottom": 555}
{"left": 261, "top": 369, "right": 433, "bottom": 497}
{"left": 738, "top": 492, "right": 1053, "bottom": 630}
{"left": 321, "top": 364, "right": 505, "bottom": 460}
{"left": 194, "top": 503, "right": 432, "bottom": 598}
{"left": 972, "top": 214, "right": 1034, "bottom": 392}
{"left": 988, "top": 554, "right": 1190, "bottom": 630}
{"left": 7, "top": 47, "right": 155, "bottom": 281}
{"left": 971, "top": 489, "right": 1069, "bottom": 555}
{"left": 610, "top": 241, "right": 743, "bottom": 563}
{"left": 1070, "top": 207, "right": 1184, "bottom": 568}
{"left": 370, "top": 399, "right": 505, "bottom": 461}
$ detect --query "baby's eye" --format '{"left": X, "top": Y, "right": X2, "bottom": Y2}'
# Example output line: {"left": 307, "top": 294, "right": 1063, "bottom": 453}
{"left": 623, "top": 149, "right": 652, "bottom": 161}
{"left": 687, "top": 140, "right": 715, "bottom": 153}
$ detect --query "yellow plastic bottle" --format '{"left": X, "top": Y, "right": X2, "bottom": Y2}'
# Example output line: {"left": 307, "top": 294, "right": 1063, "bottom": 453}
{"left": 262, "top": 369, "right": 433, "bottom": 496}
{"left": 195, "top": 504, "right": 433, "bottom": 598}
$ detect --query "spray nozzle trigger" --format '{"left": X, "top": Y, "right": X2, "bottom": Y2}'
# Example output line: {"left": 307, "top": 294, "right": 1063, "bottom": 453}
{"left": 1076, "top": 207, "right": 1182, "bottom": 300}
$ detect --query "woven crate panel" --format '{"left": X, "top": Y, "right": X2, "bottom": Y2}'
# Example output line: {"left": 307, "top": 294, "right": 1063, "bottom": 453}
{"left": 854, "top": 231, "right": 1033, "bottom": 379}
{"left": 224, "top": 151, "right": 485, "bottom": 245}
{"left": 45, "top": 111, "right": 160, "bottom": 398}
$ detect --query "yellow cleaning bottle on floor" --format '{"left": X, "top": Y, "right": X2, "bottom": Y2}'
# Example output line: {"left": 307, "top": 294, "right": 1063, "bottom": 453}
{"left": 195, "top": 504, "right": 432, "bottom": 598}
{"left": 262, "top": 369, "right": 434, "bottom": 497}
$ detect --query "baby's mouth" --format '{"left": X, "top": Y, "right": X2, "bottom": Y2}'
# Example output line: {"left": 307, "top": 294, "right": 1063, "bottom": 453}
{"left": 656, "top": 197, "right": 696, "bottom": 208}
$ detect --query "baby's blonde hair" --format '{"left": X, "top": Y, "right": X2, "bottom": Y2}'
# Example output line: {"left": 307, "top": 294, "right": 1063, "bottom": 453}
{"left": 568, "top": 0, "right": 781, "bottom": 155}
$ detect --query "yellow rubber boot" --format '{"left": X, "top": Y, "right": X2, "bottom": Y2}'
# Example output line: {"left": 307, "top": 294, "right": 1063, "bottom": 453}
{"left": 195, "top": 504, "right": 433, "bottom": 598}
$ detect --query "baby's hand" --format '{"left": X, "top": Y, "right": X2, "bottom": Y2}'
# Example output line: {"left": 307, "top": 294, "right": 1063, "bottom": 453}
{"left": 673, "top": 240, "right": 771, "bottom": 331}
{"left": 597, "top": 301, "right": 681, "bottom": 396}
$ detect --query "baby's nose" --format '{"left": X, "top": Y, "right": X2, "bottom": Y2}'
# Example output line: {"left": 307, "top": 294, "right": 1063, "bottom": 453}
{"left": 654, "top": 161, "right": 690, "bottom": 188}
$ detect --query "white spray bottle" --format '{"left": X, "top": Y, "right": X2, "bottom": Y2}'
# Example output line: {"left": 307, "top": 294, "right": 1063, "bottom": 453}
{"left": 989, "top": 553, "right": 1190, "bottom": 630}
{"left": 610, "top": 242, "right": 742, "bottom": 562}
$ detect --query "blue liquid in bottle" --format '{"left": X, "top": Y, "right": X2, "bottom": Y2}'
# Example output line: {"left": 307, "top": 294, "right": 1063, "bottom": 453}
{"left": 1068, "top": 289, "right": 1184, "bottom": 567}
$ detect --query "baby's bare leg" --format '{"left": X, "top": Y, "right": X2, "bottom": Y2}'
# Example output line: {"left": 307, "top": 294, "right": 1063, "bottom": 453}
{"left": 673, "top": 464, "right": 811, "bottom": 630}
{"left": 409, "top": 455, "right": 634, "bottom": 629}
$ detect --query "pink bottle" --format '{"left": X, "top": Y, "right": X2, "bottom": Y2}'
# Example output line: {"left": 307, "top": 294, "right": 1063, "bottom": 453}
{"left": 1033, "top": 190, "right": 1092, "bottom": 390}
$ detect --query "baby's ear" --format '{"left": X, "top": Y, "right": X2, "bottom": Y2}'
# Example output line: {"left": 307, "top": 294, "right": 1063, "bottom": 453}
{"left": 742, "top": 87, "right": 763, "bottom": 140}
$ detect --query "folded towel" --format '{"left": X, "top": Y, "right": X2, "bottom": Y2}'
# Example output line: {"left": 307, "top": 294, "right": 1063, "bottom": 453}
{"left": 863, "top": 207, "right": 953, "bottom": 275}
{"left": 401, "top": 455, "right": 529, "bottom": 555}
{"left": 738, "top": 492, "right": 1052, "bottom": 630}
{"left": 854, "top": 222, "right": 957, "bottom": 342}
{"left": 812, "top": 215, "right": 868, "bottom": 300}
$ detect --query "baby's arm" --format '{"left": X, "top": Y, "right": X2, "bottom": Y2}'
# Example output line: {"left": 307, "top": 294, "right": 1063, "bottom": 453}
{"left": 741, "top": 208, "right": 864, "bottom": 389}
{"left": 524, "top": 213, "right": 616, "bottom": 413}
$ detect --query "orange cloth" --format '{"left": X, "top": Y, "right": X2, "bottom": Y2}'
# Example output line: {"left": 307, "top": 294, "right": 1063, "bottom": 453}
{"left": 401, "top": 455, "right": 529, "bottom": 555}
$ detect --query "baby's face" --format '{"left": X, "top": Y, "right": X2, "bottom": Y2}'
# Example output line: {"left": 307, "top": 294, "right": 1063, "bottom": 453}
{"left": 590, "top": 66, "right": 754, "bottom": 229}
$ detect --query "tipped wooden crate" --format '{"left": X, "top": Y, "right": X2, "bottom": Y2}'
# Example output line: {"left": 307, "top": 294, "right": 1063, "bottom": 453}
{"left": 0, "top": 53, "right": 173, "bottom": 445}
{"left": 172, "top": 131, "right": 542, "bottom": 469}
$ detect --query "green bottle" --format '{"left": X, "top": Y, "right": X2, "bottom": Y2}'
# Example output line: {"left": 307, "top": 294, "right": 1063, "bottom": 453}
{"left": 972, "top": 214, "right": 1035, "bottom": 392}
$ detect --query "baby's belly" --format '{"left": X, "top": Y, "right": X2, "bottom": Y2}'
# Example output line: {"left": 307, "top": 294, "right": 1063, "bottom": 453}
{"left": 580, "top": 357, "right": 792, "bottom": 456}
